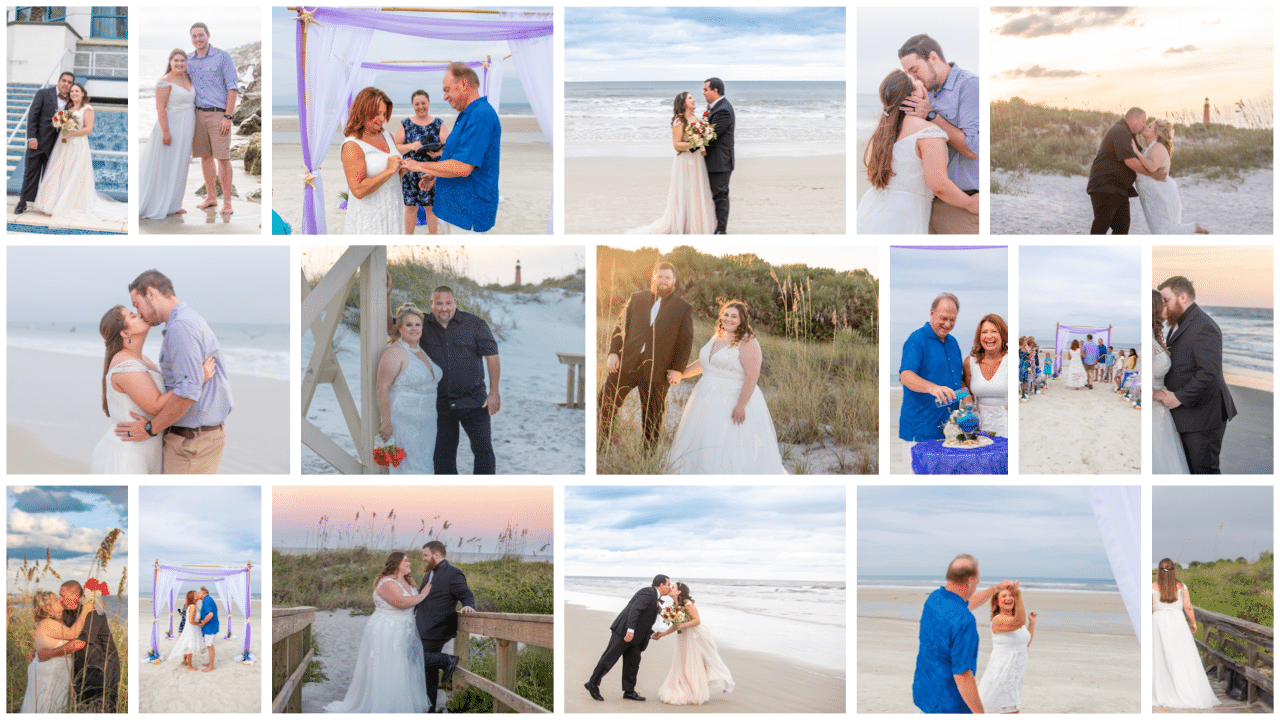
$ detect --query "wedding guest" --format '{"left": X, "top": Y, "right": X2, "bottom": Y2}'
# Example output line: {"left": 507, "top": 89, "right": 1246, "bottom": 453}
{"left": 898, "top": 293, "right": 964, "bottom": 472}
{"left": 187, "top": 22, "right": 239, "bottom": 215}
{"left": 394, "top": 89, "right": 449, "bottom": 235}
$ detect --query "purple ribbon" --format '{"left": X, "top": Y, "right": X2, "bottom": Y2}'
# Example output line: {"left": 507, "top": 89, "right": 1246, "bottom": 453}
{"left": 311, "top": 7, "right": 552, "bottom": 41}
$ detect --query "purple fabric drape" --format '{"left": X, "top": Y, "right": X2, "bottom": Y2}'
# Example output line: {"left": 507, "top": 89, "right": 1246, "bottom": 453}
{"left": 892, "top": 246, "right": 1008, "bottom": 250}
{"left": 360, "top": 60, "right": 485, "bottom": 72}
{"left": 243, "top": 576, "right": 252, "bottom": 655}
{"left": 297, "top": 16, "right": 318, "bottom": 235}
{"left": 311, "top": 7, "right": 552, "bottom": 41}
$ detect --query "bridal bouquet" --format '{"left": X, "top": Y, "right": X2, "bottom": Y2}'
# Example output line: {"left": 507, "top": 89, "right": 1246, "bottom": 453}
{"left": 661, "top": 605, "right": 689, "bottom": 633}
{"left": 685, "top": 119, "right": 717, "bottom": 156}
{"left": 52, "top": 109, "right": 78, "bottom": 143}
{"left": 372, "top": 437, "right": 407, "bottom": 468}
{"left": 84, "top": 577, "right": 110, "bottom": 615}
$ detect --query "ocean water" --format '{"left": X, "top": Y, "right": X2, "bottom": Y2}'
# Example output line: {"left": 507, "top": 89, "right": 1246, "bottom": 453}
{"left": 1202, "top": 306, "right": 1273, "bottom": 385}
{"left": 856, "top": 92, "right": 881, "bottom": 143}
{"left": 566, "top": 80, "right": 845, "bottom": 158}
{"left": 8, "top": 321, "right": 289, "bottom": 382}
{"left": 565, "top": 575, "right": 845, "bottom": 672}
{"left": 858, "top": 575, "right": 1117, "bottom": 594}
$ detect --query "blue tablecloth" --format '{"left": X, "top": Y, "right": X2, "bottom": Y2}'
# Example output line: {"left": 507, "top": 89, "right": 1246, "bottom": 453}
{"left": 911, "top": 437, "right": 1008, "bottom": 475}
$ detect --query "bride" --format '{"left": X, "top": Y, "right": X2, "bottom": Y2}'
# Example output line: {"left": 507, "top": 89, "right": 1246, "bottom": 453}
{"left": 656, "top": 582, "right": 734, "bottom": 705}
{"left": 91, "top": 305, "right": 215, "bottom": 474}
{"left": 1130, "top": 120, "right": 1209, "bottom": 235}
{"left": 325, "top": 552, "right": 457, "bottom": 713}
{"left": 138, "top": 49, "right": 196, "bottom": 219}
{"left": 627, "top": 91, "right": 717, "bottom": 234}
{"left": 21, "top": 591, "right": 95, "bottom": 713}
{"left": 341, "top": 87, "right": 405, "bottom": 235}
{"left": 1152, "top": 558, "right": 1220, "bottom": 708}
{"left": 666, "top": 300, "right": 788, "bottom": 474}
{"left": 169, "top": 590, "right": 205, "bottom": 670}
{"left": 977, "top": 582, "right": 1036, "bottom": 713}
{"left": 858, "top": 70, "right": 979, "bottom": 234}
{"left": 33, "top": 83, "right": 127, "bottom": 226}
{"left": 1152, "top": 291, "right": 1190, "bottom": 473}
{"left": 376, "top": 304, "right": 440, "bottom": 474}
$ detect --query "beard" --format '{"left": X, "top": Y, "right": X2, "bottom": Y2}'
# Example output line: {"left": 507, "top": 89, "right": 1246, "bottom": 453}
{"left": 1164, "top": 299, "right": 1185, "bottom": 328}
{"left": 651, "top": 282, "right": 675, "bottom": 299}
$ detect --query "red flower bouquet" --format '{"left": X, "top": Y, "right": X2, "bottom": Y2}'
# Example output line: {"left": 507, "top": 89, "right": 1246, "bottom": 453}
{"left": 685, "top": 119, "right": 717, "bottom": 156}
{"left": 52, "top": 109, "right": 79, "bottom": 143}
{"left": 373, "top": 440, "right": 407, "bottom": 468}
{"left": 661, "top": 604, "right": 689, "bottom": 633}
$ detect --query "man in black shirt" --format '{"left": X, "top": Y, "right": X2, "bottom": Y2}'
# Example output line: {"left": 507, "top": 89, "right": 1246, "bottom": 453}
{"left": 1086, "top": 106, "right": 1150, "bottom": 234}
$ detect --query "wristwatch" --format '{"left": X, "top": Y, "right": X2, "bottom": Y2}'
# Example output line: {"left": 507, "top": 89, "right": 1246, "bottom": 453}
{"left": 223, "top": 114, "right": 233, "bottom": 120}
{"left": 925, "top": 110, "right": 938, "bottom": 121}
{"left": 144, "top": 421, "right": 156, "bottom": 437}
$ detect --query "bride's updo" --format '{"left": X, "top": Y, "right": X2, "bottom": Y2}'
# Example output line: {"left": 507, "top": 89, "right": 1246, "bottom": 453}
{"left": 864, "top": 70, "right": 915, "bottom": 190}
{"left": 671, "top": 92, "right": 692, "bottom": 130}
{"left": 375, "top": 550, "right": 415, "bottom": 589}
{"left": 715, "top": 299, "right": 754, "bottom": 346}
{"left": 1152, "top": 119, "right": 1174, "bottom": 154}
{"left": 388, "top": 303, "right": 427, "bottom": 345}
{"left": 165, "top": 48, "right": 189, "bottom": 76}
{"left": 99, "top": 305, "right": 128, "bottom": 417}
{"left": 1156, "top": 557, "right": 1180, "bottom": 603}
{"left": 1152, "top": 290, "right": 1168, "bottom": 352}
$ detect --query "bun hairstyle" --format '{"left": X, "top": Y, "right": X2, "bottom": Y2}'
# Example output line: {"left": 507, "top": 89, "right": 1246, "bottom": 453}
{"left": 389, "top": 303, "right": 427, "bottom": 344}
{"left": 863, "top": 70, "right": 916, "bottom": 190}
{"left": 99, "top": 305, "right": 129, "bottom": 416}
{"left": 1157, "top": 557, "right": 1179, "bottom": 603}
{"left": 1152, "top": 119, "right": 1174, "bottom": 154}
{"left": 166, "top": 48, "right": 188, "bottom": 75}
{"left": 671, "top": 92, "right": 691, "bottom": 130}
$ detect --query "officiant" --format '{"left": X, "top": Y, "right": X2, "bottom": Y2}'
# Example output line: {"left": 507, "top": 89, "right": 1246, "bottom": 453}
{"left": 899, "top": 293, "right": 964, "bottom": 473}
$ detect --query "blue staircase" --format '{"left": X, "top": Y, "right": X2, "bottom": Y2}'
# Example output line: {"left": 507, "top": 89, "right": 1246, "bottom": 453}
{"left": 6, "top": 82, "right": 128, "bottom": 201}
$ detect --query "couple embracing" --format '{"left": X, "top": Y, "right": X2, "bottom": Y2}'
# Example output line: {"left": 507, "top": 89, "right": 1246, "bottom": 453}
{"left": 169, "top": 587, "right": 219, "bottom": 672}
{"left": 20, "top": 581, "right": 120, "bottom": 713}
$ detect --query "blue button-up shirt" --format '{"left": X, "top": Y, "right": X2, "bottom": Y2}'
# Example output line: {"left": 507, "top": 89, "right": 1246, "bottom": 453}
{"left": 899, "top": 322, "right": 963, "bottom": 441}
{"left": 161, "top": 302, "right": 233, "bottom": 428}
{"left": 435, "top": 96, "right": 501, "bottom": 232}
{"left": 187, "top": 45, "right": 239, "bottom": 111}
{"left": 929, "top": 62, "right": 979, "bottom": 192}
{"left": 1082, "top": 341, "right": 1100, "bottom": 365}
{"left": 914, "top": 587, "right": 979, "bottom": 713}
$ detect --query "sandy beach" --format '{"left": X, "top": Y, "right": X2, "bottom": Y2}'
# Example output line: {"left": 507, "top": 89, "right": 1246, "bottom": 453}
{"left": 272, "top": 116, "right": 551, "bottom": 235}
{"left": 1218, "top": 382, "right": 1273, "bottom": 475}
{"left": 566, "top": 154, "right": 846, "bottom": 234}
{"left": 139, "top": 599, "right": 262, "bottom": 713}
{"left": 1020, "top": 375, "right": 1141, "bottom": 474}
{"left": 857, "top": 588, "right": 1139, "bottom": 713}
{"left": 992, "top": 169, "right": 1273, "bottom": 234}
{"left": 6, "top": 347, "right": 289, "bottom": 474}
{"left": 137, "top": 156, "right": 263, "bottom": 234}
{"left": 565, "top": 603, "right": 845, "bottom": 713}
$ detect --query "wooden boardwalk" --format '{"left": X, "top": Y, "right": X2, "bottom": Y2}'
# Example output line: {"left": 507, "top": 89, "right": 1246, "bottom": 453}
{"left": 1153, "top": 675, "right": 1272, "bottom": 713}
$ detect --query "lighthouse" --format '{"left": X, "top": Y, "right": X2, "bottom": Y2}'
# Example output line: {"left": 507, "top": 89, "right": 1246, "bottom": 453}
{"left": 515, "top": 259, "right": 522, "bottom": 286}
{"left": 1204, "top": 97, "right": 1209, "bottom": 125}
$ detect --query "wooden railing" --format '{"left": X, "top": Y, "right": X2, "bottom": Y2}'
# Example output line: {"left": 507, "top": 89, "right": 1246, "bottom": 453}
{"left": 272, "top": 606, "right": 316, "bottom": 713}
{"left": 1194, "top": 606, "right": 1274, "bottom": 706}
{"left": 453, "top": 611, "right": 553, "bottom": 713}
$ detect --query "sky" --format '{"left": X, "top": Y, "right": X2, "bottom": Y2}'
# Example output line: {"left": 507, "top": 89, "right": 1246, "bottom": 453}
{"left": 564, "top": 486, "right": 845, "bottom": 581}
{"left": 857, "top": 7, "right": 978, "bottom": 95}
{"left": 1152, "top": 246, "right": 1273, "bottom": 309}
{"left": 857, "top": 486, "right": 1118, "bottom": 579}
{"left": 1152, "top": 486, "right": 1272, "bottom": 567}
{"left": 138, "top": 486, "right": 261, "bottom": 595}
{"left": 990, "top": 7, "right": 1273, "bottom": 126}
{"left": 272, "top": 486, "right": 553, "bottom": 559}
{"left": 1021, "top": 246, "right": 1142, "bottom": 346}
{"left": 300, "top": 245, "right": 585, "bottom": 286}
{"left": 565, "top": 7, "right": 845, "bottom": 83}
{"left": 135, "top": 9, "right": 261, "bottom": 51}
{"left": 600, "top": 242, "right": 878, "bottom": 277}
{"left": 890, "top": 247, "right": 1008, "bottom": 386}
{"left": 6, "top": 246, "right": 289, "bottom": 325}
{"left": 7, "top": 486, "right": 128, "bottom": 597}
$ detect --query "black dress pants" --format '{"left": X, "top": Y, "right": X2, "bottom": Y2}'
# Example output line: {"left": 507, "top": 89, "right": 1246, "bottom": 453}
{"left": 709, "top": 170, "right": 731, "bottom": 234}
{"left": 1090, "top": 192, "right": 1130, "bottom": 234}
{"left": 598, "top": 365, "right": 669, "bottom": 449}
{"left": 588, "top": 632, "right": 644, "bottom": 693}
{"left": 1181, "top": 426, "right": 1227, "bottom": 474}
{"left": 435, "top": 405, "right": 495, "bottom": 474}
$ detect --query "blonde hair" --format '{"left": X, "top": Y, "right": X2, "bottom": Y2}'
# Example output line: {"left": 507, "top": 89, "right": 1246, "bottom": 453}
{"left": 1152, "top": 119, "right": 1174, "bottom": 154}
{"left": 32, "top": 590, "right": 59, "bottom": 622}
{"left": 388, "top": 303, "right": 426, "bottom": 344}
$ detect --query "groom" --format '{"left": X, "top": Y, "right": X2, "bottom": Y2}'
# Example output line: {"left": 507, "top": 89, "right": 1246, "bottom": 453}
{"left": 60, "top": 580, "right": 120, "bottom": 711}
{"left": 14, "top": 71, "right": 74, "bottom": 216}
{"left": 188, "top": 22, "right": 239, "bottom": 215}
{"left": 584, "top": 575, "right": 673, "bottom": 702}
{"left": 416, "top": 541, "right": 473, "bottom": 712}
{"left": 1087, "top": 107, "right": 1149, "bottom": 234}
{"left": 703, "top": 78, "right": 735, "bottom": 234}
{"left": 197, "top": 587, "right": 219, "bottom": 671}
{"left": 1157, "top": 276, "right": 1237, "bottom": 473}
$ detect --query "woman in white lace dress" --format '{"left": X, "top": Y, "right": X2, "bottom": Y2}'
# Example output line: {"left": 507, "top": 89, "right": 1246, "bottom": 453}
{"left": 139, "top": 50, "right": 196, "bottom": 219}
{"left": 666, "top": 300, "right": 788, "bottom": 474}
{"left": 1152, "top": 558, "right": 1220, "bottom": 708}
{"left": 33, "top": 83, "right": 127, "bottom": 227}
{"left": 1151, "top": 291, "right": 1191, "bottom": 473}
{"left": 977, "top": 583, "right": 1036, "bottom": 713}
{"left": 377, "top": 304, "right": 441, "bottom": 474}
{"left": 962, "top": 314, "right": 1009, "bottom": 436}
{"left": 21, "top": 590, "right": 95, "bottom": 713}
{"left": 169, "top": 590, "right": 205, "bottom": 670}
{"left": 1063, "top": 339, "right": 1088, "bottom": 390}
{"left": 91, "top": 305, "right": 215, "bottom": 474}
{"left": 627, "top": 92, "right": 717, "bottom": 234}
{"left": 858, "top": 70, "right": 979, "bottom": 234}
{"left": 1130, "top": 120, "right": 1209, "bottom": 235}
{"left": 656, "top": 582, "right": 735, "bottom": 705}
{"left": 342, "top": 87, "right": 405, "bottom": 234}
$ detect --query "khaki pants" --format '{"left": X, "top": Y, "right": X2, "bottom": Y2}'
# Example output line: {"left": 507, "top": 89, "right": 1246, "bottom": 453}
{"left": 163, "top": 425, "right": 226, "bottom": 474}
{"left": 929, "top": 196, "right": 978, "bottom": 234}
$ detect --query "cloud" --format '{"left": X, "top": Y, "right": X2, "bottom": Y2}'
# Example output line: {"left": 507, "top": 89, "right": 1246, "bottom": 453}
{"left": 1164, "top": 45, "right": 1198, "bottom": 55}
{"left": 1004, "top": 65, "right": 1087, "bottom": 79}
{"left": 11, "top": 488, "right": 93, "bottom": 514}
{"left": 994, "top": 7, "right": 1134, "bottom": 38}
{"left": 7, "top": 509, "right": 127, "bottom": 561}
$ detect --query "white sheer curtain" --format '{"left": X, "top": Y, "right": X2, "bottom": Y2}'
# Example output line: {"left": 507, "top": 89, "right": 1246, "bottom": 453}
{"left": 347, "top": 67, "right": 379, "bottom": 120}
{"left": 483, "top": 62, "right": 505, "bottom": 114}
{"left": 1088, "top": 485, "right": 1142, "bottom": 642}
{"left": 502, "top": 10, "right": 554, "bottom": 234}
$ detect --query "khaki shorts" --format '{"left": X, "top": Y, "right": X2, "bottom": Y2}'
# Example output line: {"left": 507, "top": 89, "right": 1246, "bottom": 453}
{"left": 192, "top": 109, "right": 231, "bottom": 160}
{"left": 929, "top": 196, "right": 979, "bottom": 234}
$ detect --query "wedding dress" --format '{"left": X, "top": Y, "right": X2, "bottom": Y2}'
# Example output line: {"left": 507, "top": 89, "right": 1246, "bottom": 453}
{"left": 666, "top": 338, "right": 788, "bottom": 474}
{"left": 1152, "top": 585, "right": 1220, "bottom": 708}
{"left": 388, "top": 341, "right": 440, "bottom": 475}
{"left": 138, "top": 81, "right": 196, "bottom": 219}
{"left": 1063, "top": 349, "right": 1088, "bottom": 389}
{"left": 856, "top": 125, "right": 948, "bottom": 234}
{"left": 1136, "top": 145, "right": 1198, "bottom": 234}
{"left": 627, "top": 126, "right": 716, "bottom": 234}
{"left": 325, "top": 578, "right": 432, "bottom": 713}
{"left": 657, "top": 603, "right": 735, "bottom": 705}
{"left": 169, "top": 604, "right": 206, "bottom": 658}
{"left": 90, "top": 359, "right": 163, "bottom": 474}
{"left": 33, "top": 105, "right": 128, "bottom": 227}
{"left": 977, "top": 625, "right": 1031, "bottom": 712}
{"left": 966, "top": 354, "right": 1008, "bottom": 436}
{"left": 343, "top": 129, "right": 403, "bottom": 234}
{"left": 1152, "top": 338, "right": 1191, "bottom": 474}
{"left": 21, "top": 624, "right": 72, "bottom": 713}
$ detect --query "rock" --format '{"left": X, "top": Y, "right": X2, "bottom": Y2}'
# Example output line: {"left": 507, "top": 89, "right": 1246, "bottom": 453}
{"left": 237, "top": 111, "right": 261, "bottom": 136}
{"left": 243, "top": 133, "right": 261, "bottom": 175}
{"left": 245, "top": 189, "right": 261, "bottom": 202}
{"left": 233, "top": 96, "right": 260, "bottom": 125}
{"left": 195, "top": 178, "right": 237, "bottom": 199}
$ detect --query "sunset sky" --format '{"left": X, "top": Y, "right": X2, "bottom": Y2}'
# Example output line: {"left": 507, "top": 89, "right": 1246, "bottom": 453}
{"left": 990, "top": 7, "right": 1273, "bottom": 125}
{"left": 300, "top": 246, "right": 584, "bottom": 287}
{"left": 1152, "top": 246, "right": 1273, "bottom": 308}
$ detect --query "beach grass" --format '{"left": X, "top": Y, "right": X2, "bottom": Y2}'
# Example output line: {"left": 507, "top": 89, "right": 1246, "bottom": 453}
{"left": 446, "top": 639, "right": 553, "bottom": 712}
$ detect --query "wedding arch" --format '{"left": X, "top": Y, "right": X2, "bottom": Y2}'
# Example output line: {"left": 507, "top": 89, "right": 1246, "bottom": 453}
{"left": 1053, "top": 323, "right": 1112, "bottom": 375}
{"left": 150, "top": 561, "right": 254, "bottom": 662}
{"left": 1087, "top": 486, "right": 1141, "bottom": 641}
{"left": 290, "top": 7, "right": 554, "bottom": 234}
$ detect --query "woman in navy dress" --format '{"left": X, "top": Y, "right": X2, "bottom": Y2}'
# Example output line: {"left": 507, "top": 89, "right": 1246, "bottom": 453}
{"left": 394, "top": 89, "right": 449, "bottom": 235}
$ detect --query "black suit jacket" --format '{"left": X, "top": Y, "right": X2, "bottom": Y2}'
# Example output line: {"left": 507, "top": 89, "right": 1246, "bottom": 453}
{"left": 704, "top": 98, "right": 735, "bottom": 173}
{"left": 608, "top": 291, "right": 694, "bottom": 378}
{"left": 609, "top": 586, "right": 661, "bottom": 653}
{"left": 60, "top": 606, "right": 120, "bottom": 692}
{"left": 415, "top": 560, "right": 476, "bottom": 642}
{"left": 26, "top": 86, "right": 63, "bottom": 159}
{"left": 1165, "top": 302, "right": 1237, "bottom": 433}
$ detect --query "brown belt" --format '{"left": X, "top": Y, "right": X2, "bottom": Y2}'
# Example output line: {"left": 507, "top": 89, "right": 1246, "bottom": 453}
{"left": 167, "top": 423, "right": 224, "bottom": 439}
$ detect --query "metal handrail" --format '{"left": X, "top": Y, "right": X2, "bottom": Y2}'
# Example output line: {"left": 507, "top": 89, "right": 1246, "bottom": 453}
{"left": 6, "top": 47, "right": 73, "bottom": 146}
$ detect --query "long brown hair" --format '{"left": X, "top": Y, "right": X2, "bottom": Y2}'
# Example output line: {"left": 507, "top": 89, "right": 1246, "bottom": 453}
{"left": 375, "top": 551, "right": 415, "bottom": 589}
{"left": 863, "top": 70, "right": 915, "bottom": 190}
{"left": 970, "top": 313, "right": 1009, "bottom": 360}
{"left": 1152, "top": 290, "right": 1168, "bottom": 352}
{"left": 165, "top": 48, "right": 188, "bottom": 75}
{"left": 989, "top": 587, "right": 1015, "bottom": 619}
{"left": 674, "top": 581, "right": 693, "bottom": 608}
{"left": 345, "top": 87, "right": 393, "bottom": 138}
{"left": 99, "top": 305, "right": 128, "bottom": 416}
{"left": 715, "top": 299, "right": 753, "bottom": 346}
{"left": 671, "top": 92, "right": 691, "bottom": 130}
{"left": 1157, "top": 557, "right": 1180, "bottom": 603}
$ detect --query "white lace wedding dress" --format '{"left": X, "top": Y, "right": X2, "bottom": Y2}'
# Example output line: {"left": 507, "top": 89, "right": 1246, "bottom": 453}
{"left": 1152, "top": 586, "right": 1220, "bottom": 708}
{"left": 666, "top": 338, "right": 788, "bottom": 474}
{"left": 169, "top": 604, "right": 206, "bottom": 658}
{"left": 32, "top": 105, "right": 128, "bottom": 227}
{"left": 1153, "top": 338, "right": 1191, "bottom": 474}
{"left": 389, "top": 341, "right": 440, "bottom": 475}
{"left": 343, "top": 129, "right": 403, "bottom": 234}
{"left": 977, "top": 625, "right": 1031, "bottom": 713}
{"left": 21, "top": 623, "right": 73, "bottom": 713}
{"left": 657, "top": 602, "right": 735, "bottom": 705}
{"left": 1136, "top": 145, "right": 1198, "bottom": 234}
{"left": 966, "top": 354, "right": 1008, "bottom": 436}
{"left": 1063, "top": 349, "right": 1088, "bottom": 389}
{"left": 138, "top": 81, "right": 196, "bottom": 219}
{"left": 856, "top": 125, "right": 948, "bottom": 234}
{"left": 90, "top": 359, "right": 164, "bottom": 474}
{"left": 325, "top": 577, "right": 432, "bottom": 713}
{"left": 627, "top": 124, "right": 716, "bottom": 234}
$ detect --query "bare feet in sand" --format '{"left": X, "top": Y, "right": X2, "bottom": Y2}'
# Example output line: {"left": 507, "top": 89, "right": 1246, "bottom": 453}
{"left": 221, "top": 204, "right": 234, "bottom": 215}
{"left": 196, "top": 198, "right": 218, "bottom": 210}
{"left": 176, "top": 208, "right": 187, "bottom": 214}
{"left": 202, "top": 663, "right": 215, "bottom": 672}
